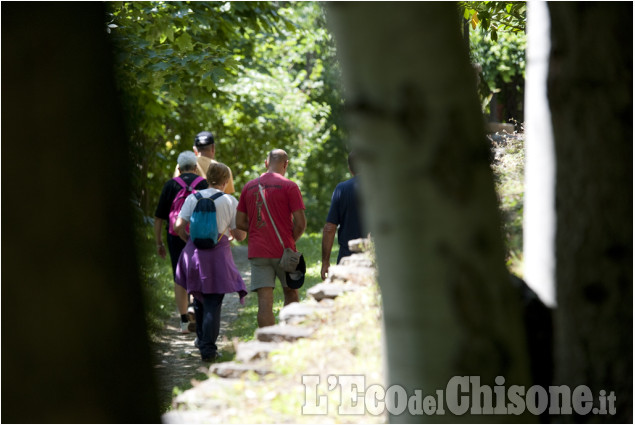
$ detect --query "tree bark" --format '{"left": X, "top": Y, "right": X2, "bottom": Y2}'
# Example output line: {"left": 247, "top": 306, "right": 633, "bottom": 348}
{"left": 2, "top": 3, "right": 160, "bottom": 422}
{"left": 548, "top": 3, "right": 633, "bottom": 422}
{"left": 326, "top": 3, "right": 532, "bottom": 422}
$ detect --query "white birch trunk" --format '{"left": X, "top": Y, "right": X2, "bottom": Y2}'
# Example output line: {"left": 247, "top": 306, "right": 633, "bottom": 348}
{"left": 326, "top": 3, "right": 532, "bottom": 422}
{"left": 524, "top": 0, "right": 556, "bottom": 308}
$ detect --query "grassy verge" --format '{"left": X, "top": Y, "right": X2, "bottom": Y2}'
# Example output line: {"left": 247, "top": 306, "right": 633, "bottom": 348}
{"left": 137, "top": 225, "right": 177, "bottom": 336}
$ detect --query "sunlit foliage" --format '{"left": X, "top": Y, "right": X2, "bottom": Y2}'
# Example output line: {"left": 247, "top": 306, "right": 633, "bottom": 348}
{"left": 107, "top": 2, "right": 349, "bottom": 231}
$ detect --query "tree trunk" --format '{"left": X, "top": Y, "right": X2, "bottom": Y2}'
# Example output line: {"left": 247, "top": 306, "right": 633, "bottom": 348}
{"left": 548, "top": 3, "right": 633, "bottom": 422}
{"left": 326, "top": 3, "right": 532, "bottom": 422}
{"left": 2, "top": 3, "right": 160, "bottom": 422}
{"left": 524, "top": 0, "right": 557, "bottom": 308}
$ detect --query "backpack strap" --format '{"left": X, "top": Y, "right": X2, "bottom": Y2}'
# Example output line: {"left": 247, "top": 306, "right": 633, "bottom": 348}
{"left": 191, "top": 176, "right": 206, "bottom": 190}
{"left": 210, "top": 192, "right": 227, "bottom": 241}
{"left": 176, "top": 175, "right": 205, "bottom": 191}
{"left": 173, "top": 176, "right": 187, "bottom": 189}
{"left": 194, "top": 191, "right": 224, "bottom": 201}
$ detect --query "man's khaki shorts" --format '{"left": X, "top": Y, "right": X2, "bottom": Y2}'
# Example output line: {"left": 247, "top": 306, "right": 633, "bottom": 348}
{"left": 249, "top": 257, "right": 289, "bottom": 292}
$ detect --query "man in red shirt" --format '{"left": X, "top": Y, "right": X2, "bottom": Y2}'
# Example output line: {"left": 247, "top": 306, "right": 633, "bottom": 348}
{"left": 236, "top": 149, "right": 307, "bottom": 327}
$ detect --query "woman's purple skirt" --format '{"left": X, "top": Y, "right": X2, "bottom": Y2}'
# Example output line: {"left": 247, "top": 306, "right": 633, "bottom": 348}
{"left": 175, "top": 236, "right": 247, "bottom": 304}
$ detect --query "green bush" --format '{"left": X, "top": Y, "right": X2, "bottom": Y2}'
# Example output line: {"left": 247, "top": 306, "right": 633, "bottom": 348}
{"left": 470, "top": 27, "right": 526, "bottom": 120}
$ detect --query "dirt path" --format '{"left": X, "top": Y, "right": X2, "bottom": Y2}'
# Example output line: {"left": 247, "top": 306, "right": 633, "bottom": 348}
{"left": 151, "top": 244, "right": 251, "bottom": 411}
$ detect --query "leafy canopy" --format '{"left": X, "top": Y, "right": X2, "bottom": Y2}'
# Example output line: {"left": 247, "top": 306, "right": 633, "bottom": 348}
{"left": 107, "top": 2, "right": 349, "bottom": 232}
{"left": 461, "top": 1, "right": 526, "bottom": 41}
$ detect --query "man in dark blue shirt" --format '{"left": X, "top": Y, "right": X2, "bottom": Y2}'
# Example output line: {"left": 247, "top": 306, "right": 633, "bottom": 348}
{"left": 321, "top": 152, "right": 363, "bottom": 280}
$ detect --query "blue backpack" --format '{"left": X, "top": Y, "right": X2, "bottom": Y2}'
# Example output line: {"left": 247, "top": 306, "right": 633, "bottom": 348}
{"left": 189, "top": 192, "right": 225, "bottom": 249}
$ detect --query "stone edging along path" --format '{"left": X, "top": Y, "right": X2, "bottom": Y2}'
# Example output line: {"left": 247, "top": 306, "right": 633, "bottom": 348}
{"left": 162, "top": 239, "right": 379, "bottom": 424}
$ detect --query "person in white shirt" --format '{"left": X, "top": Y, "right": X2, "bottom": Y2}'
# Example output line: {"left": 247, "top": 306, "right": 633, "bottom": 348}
{"left": 174, "top": 162, "right": 247, "bottom": 362}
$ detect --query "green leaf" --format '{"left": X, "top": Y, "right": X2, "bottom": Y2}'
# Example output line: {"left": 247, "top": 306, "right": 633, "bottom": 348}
{"left": 174, "top": 31, "right": 193, "bottom": 51}
{"left": 149, "top": 61, "right": 170, "bottom": 72}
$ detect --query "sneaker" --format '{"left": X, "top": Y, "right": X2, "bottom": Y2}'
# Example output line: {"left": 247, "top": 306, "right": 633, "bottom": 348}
{"left": 180, "top": 321, "right": 190, "bottom": 334}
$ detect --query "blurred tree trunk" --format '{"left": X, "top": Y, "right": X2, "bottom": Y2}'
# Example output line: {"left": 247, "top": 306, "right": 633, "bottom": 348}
{"left": 2, "top": 3, "right": 160, "bottom": 422}
{"left": 548, "top": 3, "right": 633, "bottom": 422}
{"left": 326, "top": 3, "right": 532, "bottom": 422}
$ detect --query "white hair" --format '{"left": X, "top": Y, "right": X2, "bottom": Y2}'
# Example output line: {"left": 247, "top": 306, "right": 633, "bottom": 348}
{"left": 177, "top": 151, "right": 197, "bottom": 170}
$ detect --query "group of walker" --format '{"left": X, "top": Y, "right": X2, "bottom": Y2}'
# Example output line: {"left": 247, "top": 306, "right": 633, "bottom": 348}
{"left": 154, "top": 131, "right": 362, "bottom": 362}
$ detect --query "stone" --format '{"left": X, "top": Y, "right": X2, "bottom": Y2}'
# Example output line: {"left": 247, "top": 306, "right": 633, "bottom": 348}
{"left": 255, "top": 324, "right": 313, "bottom": 343}
{"left": 348, "top": 237, "right": 370, "bottom": 253}
{"left": 307, "top": 282, "right": 363, "bottom": 301}
{"left": 317, "top": 298, "right": 335, "bottom": 307}
{"left": 172, "top": 378, "right": 240, "bottom": 409}
{"left": 338, "top": 253, "right": 374, "bottom": 268}
{"left": 234, "top": 340, "right": 280, "bottom": 363}
{"left": 210, "top": 361, "right": 272, "bottom": 379}
{"left": 326, "top": 263, "right": 375, "bottom": 286}
{"left": 278, "top": 301, "right": 331, "bottom": 325}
